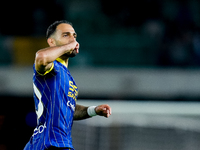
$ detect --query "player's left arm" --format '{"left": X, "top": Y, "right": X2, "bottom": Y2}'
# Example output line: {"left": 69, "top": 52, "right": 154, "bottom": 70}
{"left": 73, "top": 104, "right": 112, "bottom": 120}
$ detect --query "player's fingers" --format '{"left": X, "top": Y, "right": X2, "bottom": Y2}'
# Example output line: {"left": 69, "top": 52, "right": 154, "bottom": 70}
{"left": 76, "top": 42, "right": 80, "bottom": 48}
{"left": 105, "top": 107, "right": 111, "bottom": 118}
{"left": 104, "top": 105, "right": 111, "bottom": 115}
{"left": 97, "top": 104, "right": 111, "bottom": 117}
{"left": 108, "top": 106, "right": 112, "bottom": 115}
{"left": 106, "top": 110, "right": 110, "bottom": 118}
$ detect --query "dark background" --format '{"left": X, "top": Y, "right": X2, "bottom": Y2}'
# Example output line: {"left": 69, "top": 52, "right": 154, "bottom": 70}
{"left": 1, "top": 0, "right": 200, "bottom": 149}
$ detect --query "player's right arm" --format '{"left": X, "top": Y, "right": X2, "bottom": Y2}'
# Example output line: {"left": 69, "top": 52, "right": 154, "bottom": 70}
{"left": 35, "top": 41, "right": 78, "bottom": 74}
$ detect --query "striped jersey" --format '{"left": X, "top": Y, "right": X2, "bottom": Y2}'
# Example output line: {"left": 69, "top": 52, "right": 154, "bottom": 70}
{"left": 24, "top": 58, "right": 78, "bottom": 150}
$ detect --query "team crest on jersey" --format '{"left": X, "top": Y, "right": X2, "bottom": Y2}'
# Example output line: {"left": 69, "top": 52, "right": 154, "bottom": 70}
{"left": 68, "top": 81, "right": 78, "bottom": 101}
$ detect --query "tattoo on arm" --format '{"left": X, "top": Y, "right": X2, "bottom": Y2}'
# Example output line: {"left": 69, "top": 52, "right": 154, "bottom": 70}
{"left": 73, "top": 104, "right": 91, "bottom": 120}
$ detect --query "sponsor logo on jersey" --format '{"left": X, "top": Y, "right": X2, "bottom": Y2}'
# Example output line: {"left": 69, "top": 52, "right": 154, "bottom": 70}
{"left": 33, "top": 122, "right": 46, "bottom": 136}
{"left": 67, "top": 100, "right": 75, "bottom": 111}
{"left": 68, "top": 81, "right": 78, "bottom": 101}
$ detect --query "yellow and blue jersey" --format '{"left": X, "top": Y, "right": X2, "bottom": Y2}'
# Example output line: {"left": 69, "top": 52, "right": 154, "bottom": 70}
{"left": 24, "top": 58, "right": 78, "bottom": 150}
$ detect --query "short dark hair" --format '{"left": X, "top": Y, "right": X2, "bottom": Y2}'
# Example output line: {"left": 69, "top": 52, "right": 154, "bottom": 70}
{"left": 46, "top": 20, "right": 73, "bottom": 39}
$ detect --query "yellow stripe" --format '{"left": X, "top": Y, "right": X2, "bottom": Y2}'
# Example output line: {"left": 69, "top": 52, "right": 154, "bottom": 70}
{"left": 56, "top": 57, "right": 67, "bottom": 67}
{"left": 36, "top": 63, "right": 54, "bottom": 76}
{"left": 36, "top": 57, "right": 66, "bottom": 76}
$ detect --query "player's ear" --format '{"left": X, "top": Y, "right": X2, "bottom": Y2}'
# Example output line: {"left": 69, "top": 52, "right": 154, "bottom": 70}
{"left": 47, "top": 38, "right": 56, "bottom": 47}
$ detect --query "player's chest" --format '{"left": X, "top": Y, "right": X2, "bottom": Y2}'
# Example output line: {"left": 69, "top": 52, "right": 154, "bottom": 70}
{"left": 58, "top": 71, "right": 78, "bottom": 101}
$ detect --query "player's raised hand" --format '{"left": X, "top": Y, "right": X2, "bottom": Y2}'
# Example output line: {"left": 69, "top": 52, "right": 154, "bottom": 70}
{"left": 95, "top": 104, "right": 112, "bottom": 118}
{"left": 65, "top": 40, "right": 79, "bottom": 54}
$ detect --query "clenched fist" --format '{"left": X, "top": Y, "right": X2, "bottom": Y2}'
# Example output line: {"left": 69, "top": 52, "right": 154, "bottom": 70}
{"left": 95, "top": 104, "right": 112, "bottom": 118}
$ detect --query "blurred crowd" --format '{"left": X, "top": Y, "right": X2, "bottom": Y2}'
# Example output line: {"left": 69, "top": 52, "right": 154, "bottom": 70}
{"left": 101, "top": 0, "right": 200, "bottom": 67}
{"left": 0, "top": 0, "right": 200, "bottom": 67}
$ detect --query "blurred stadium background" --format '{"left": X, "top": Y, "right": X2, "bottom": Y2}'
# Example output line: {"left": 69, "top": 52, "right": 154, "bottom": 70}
{"left": 0, "top": 0, "right": 200, "bottom": 149}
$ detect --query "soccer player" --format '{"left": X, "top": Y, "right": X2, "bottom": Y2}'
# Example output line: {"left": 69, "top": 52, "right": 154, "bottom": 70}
{"left": 23, "top": 20, "right": 112, "bottom": 150}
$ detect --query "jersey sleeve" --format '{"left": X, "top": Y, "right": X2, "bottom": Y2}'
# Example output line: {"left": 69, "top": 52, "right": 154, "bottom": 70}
{"left": 35, "top": 63, "right": 55, "bottom": 76}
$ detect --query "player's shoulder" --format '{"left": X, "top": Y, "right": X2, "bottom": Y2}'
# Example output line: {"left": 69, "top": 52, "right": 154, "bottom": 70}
{"left": 33, "top": 61, "right": 59, "bottom": 76}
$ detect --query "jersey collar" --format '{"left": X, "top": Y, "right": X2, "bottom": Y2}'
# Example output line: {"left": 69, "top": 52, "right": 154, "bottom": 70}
{"left": 56, "top": 58, "right": 67, "bottom": 68}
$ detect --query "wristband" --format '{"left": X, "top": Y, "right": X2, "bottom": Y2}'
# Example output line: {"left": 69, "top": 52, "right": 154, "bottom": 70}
{"left": 87, "top": 106, "right": 97, "bottom": 117}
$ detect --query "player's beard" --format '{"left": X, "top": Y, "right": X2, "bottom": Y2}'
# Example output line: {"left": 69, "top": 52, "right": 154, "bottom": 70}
{"left": 64, "top": 49, "right": 78, "bottom": 58}
{"left": 55, "top": 41, "right": 78, "bottom": 58}
{"left": 69, "top": 49, "right": 78, "bottom": 58}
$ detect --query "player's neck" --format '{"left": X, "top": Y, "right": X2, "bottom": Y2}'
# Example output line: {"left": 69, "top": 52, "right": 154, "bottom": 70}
{"left": 65, "top": 59, "right": 69, "bottom": 68}
{"left": 56, "top": 57, "right": 69, "bottom": 68}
